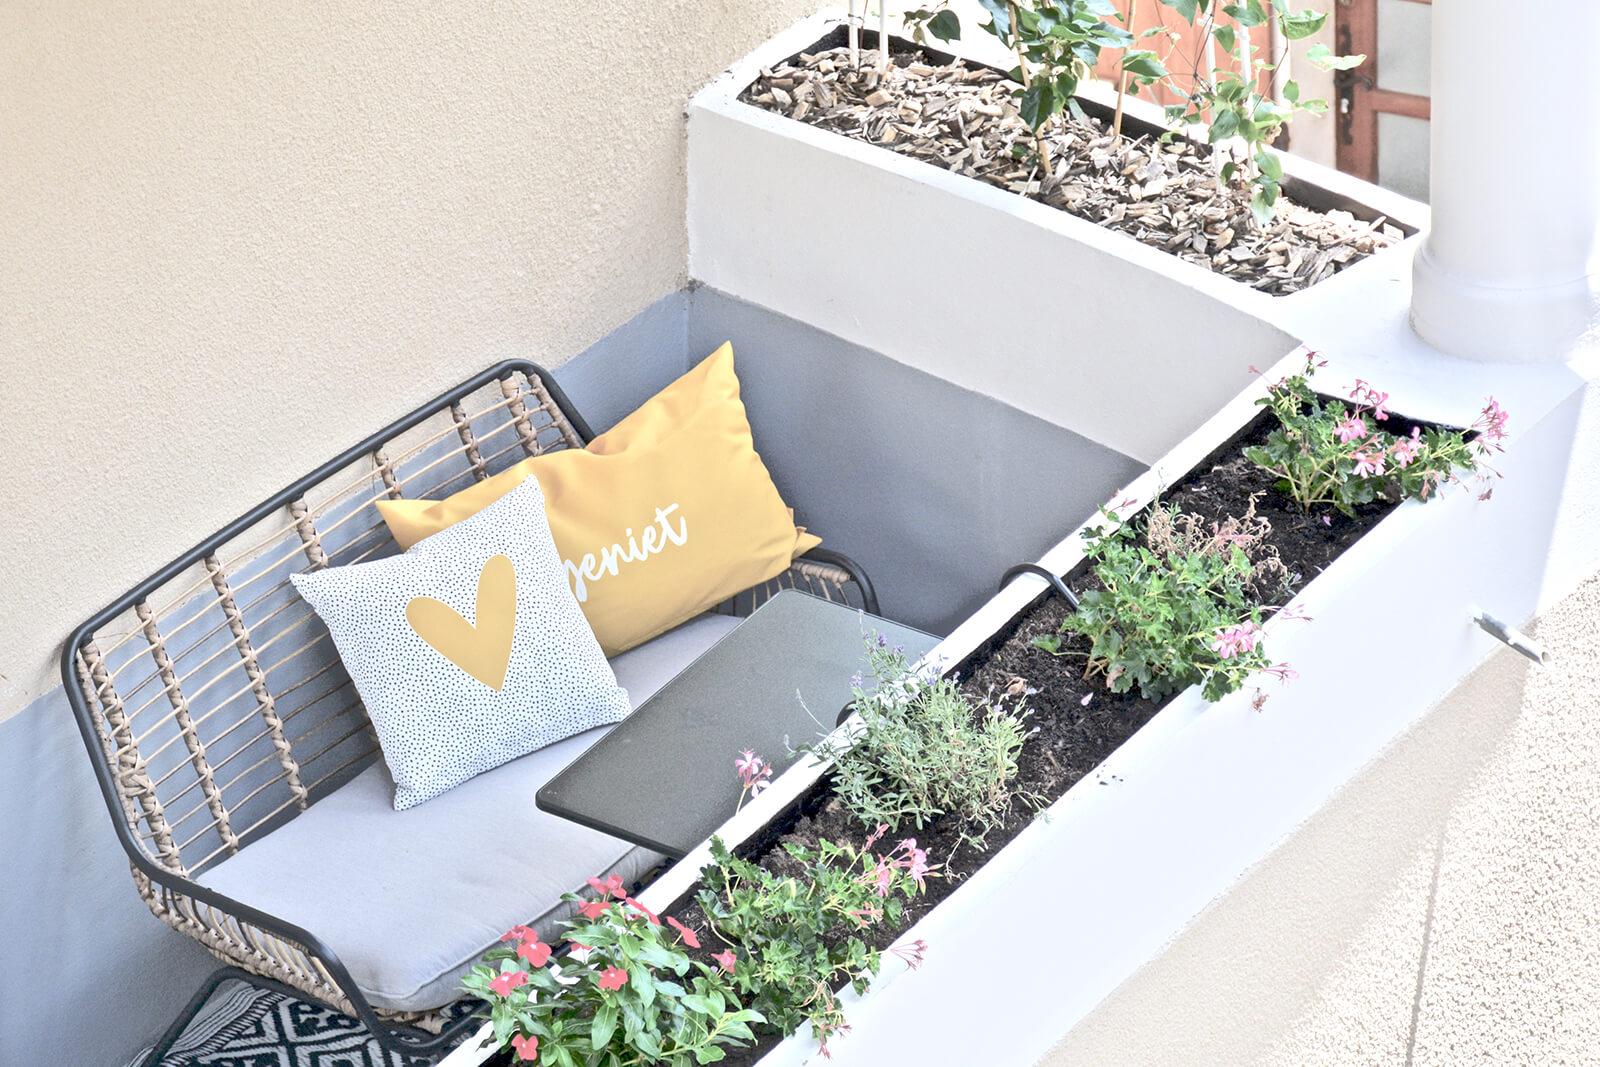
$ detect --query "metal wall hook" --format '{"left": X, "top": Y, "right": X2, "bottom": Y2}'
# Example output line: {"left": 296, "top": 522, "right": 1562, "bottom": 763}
{"left": 1472, "top": 608, "right": 1550, "bottom": 666}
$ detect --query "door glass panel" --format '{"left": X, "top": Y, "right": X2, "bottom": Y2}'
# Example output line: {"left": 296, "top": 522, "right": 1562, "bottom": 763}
{"left": 1377, "top": 112, "right": 1430, "bottom": 201}
{"left": 1376, "top": 0, "right": 1431, "bottom": 96}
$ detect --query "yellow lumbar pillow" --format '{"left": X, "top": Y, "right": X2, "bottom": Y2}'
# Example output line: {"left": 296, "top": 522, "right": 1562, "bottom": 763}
{"left": 377, "top": 342, "right": 820, "bottom": 656}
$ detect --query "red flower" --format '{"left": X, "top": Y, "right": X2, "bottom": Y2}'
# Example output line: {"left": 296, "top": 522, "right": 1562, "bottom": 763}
{"left": 712, "top": 950, "right": 737, "bottom": 974}
{"left": 510, "top": 1033, "right": 539, "bottom": 1061}
{"left": 578, "top": 899, "right": 609, "bottom": 920}
{"left": 587, "top": 874, "right": 627, "bottom": 899}
{"left": 489, "top": 970, "right": 530, "bottom": 997}
{"left": 624, "top": 897, "right": 661, "bottom": 925}
{"left": 516, "top": 939, "right": 551, "bottom": 967}
{"left": 666, "top": 916, "right": 700, "bottom": 949}
{"left": 597, "top": 966, "right": 628, "bottom": 991}
{"left": 501, "top": 925, "right": 537, "bottom": 944}
{"left": 570, "top": 942, "right": 591, "bottom": 952}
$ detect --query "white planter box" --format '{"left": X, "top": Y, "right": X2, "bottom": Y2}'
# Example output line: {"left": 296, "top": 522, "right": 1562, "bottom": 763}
{"left": 443, "top": 328, "right": 1599, "bottom": 1066}
{"left": 658, "top": 343, "right": 1594, "bottom": 1067}
{"left": 686, "top": 11, "right": 1429, "bottom": 466}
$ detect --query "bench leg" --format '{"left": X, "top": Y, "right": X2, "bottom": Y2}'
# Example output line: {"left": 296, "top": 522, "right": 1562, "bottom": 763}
{"left": 140, "top": 965, "right": 252, "bottom": 1067}
{"left": 143, "top": 964, "right": 465, "bottom": 1067}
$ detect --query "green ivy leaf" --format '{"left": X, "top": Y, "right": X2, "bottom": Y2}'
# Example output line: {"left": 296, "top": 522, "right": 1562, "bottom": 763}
{"left": 1307, "top": 43, "right": 1365, "bottom": 70}
{"left": 1213, "top": 24, "right": 1236, "bottom": 53}
{"left": 1209, "top": 107, "right": 1241, "bottom": 142}
{"left": 1223, "top": 2, "right": 1266, "bottom": 28}
{"left": 927, "top": 10, "right": 962, "bottom": 41}
{"left": 1019, "top": 82, "right": 1049, "bottom": 130}
{"left": 1250, "top": 178, "right": 1280, "bottom": 225}
{"left": 1159, "top": 0, "right": 1202, "bottom": 24}
{"left": 978, "top": 0, "right": 1012, "bottom": 38}
{"left": 1279, "top": 10, "right": 1326, "bottom": 39}
{"left": 1256, "top": 147, "right": 1283, "bottom": 181}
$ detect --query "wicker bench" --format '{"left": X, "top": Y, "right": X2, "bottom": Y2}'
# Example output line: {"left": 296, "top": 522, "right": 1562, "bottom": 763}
{"left": 63, "top": 360, "right": 873, "bottom": 1064}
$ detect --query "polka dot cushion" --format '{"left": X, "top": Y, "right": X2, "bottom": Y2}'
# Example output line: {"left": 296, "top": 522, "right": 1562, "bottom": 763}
{"left": 292, "top": 475, "right": 629, "bottom": 810}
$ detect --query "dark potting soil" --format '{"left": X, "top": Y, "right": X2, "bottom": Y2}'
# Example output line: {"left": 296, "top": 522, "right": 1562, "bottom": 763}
{"left": 484, "top": 403, "right": 1429, "bottom": 1067}
{"left": 660, "top": 405, "right": 1411, "bottom": 1066}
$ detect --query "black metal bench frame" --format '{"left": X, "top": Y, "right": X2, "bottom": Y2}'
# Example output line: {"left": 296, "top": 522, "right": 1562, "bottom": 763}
{"left": 62, "top": 358, "right": 874, "bottom": 1065}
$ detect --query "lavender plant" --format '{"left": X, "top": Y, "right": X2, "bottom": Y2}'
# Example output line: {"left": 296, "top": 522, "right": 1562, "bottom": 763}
{"left": 805, "top": 635, "right": 1030, "bottom": 850}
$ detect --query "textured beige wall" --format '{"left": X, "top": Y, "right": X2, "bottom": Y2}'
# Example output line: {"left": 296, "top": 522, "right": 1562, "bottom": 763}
{"left": 1039, "top": 568, "right": 1600, "bottom": 1065}
{"left": 0, "top": 1, "right": 818, "bottom": 722}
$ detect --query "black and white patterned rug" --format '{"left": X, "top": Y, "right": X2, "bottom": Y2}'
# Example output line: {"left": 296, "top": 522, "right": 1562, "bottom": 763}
{"left": 125, "top": 980, "right": 476, "bottom": 1067}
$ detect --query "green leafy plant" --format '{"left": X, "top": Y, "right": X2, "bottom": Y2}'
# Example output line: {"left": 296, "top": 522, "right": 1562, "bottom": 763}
{"left": 805, "top": 634, "right": 1030, "bottom": 849}
{"left": 1040, "top": 497, "right": 1296, "bottom": 701}
{"left": 1244, "top": 356, "right": 1510, "bottom": 515}
{"left": 905, "top": 0, "right": 1363, "bottom": 222}
{"left": 695, "top": 832, "right": 929, "bottom": 1053}
{"left": 1150, "top": 0, "right": 1363, "bottom": 222}
{"left": 906, "top": 0, "right": 1148, "bottom": 166}
{"left": 465, "top": 875, "right": 760, "bottom": 1066}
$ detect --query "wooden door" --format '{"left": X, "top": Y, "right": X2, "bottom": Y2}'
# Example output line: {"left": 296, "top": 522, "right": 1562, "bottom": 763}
{"left": 1335, "top": 0, "right": 1432, "bottom": 200}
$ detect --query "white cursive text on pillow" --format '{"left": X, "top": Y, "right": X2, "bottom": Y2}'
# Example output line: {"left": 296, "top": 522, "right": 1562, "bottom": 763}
{"left": 564, "top": 503, "right": 688, "bottom": 603}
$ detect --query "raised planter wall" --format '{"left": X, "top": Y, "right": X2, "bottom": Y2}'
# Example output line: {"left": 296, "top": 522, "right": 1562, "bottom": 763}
{"left": 643, "top": 338, "right": 1600, "bottom": 1067}
{"left": 686, "top": 11, "right": 1429, "bottom": 465}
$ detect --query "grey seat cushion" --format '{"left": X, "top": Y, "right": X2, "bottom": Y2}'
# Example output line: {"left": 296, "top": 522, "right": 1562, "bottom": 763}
{"left": 199, "top": 612, "right": 740, "bottom": 1013}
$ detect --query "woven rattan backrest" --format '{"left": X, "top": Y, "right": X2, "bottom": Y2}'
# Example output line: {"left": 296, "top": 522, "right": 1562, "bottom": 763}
{"left": 69, "top": 363, "right": 586, "bottom": 879}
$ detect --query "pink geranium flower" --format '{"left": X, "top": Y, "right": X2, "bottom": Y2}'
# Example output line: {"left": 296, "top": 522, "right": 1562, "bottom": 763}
{"left": 1473, "top": 397, "right": 1510, "bottom": 453}
{"left": 597, "top": 966, "right": 628, "bottom": 991}
{"left": 489, "top": 970, "right": 530, "bottom": 997}
{"left": 666, "top": 916, "right": 700, "bottom": 949}
{"left": 1334, "top": 417, "right": 1367, "bottom": 443}
{"left": 734, "top": 750, "right": 773, "bottom": 796}
{"left": 713, "top": 950, "right": 738, "bottom": 973}
{"left": 890, "top": 939, "right": 928, "bottom": 969}
{"left": 899, "top": 840, "right": 930, "bottom": 888}
{"left": 1209, "top": 622, "right": 1262, "bottom": 660}
{"left": 516, "top": 939, "right": 552, "bottom": 967}
{"left": 1389, "top": 427, "right": 1422, "bottom": 469}
{"left": 511, "top": 1033, "right": 539, "bottom": 1062}
{"left": 1352, "top": 449, "right": 1386, "bottom": 477}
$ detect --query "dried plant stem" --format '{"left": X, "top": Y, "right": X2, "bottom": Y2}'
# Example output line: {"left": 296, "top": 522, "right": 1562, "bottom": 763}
{"left": 1112, "top": 0, "right": 1140, "bottom": 139}
{"left": 848, "top": 0, "right": 860, "bottom": 70}
{"left": 1008, "top": 1, "right": 1054, "bottom": 174}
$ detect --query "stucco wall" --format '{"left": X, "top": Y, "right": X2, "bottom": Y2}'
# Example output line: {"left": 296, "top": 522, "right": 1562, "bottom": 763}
{"left": 1038, "top": 566, "right": 1600, "bottom": 1065}
{"left": 0, "top": 0, "right": 818, "bottom": 724}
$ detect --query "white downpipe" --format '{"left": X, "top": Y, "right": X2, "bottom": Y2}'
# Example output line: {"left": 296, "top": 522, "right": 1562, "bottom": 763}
{"left": 1410, "top": 0, "right": 1600, "bottom": 362}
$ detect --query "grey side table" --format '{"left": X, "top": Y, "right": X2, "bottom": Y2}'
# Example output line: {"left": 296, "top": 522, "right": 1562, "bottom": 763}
{"left": 536, "top": 590, "right": 938, "bottom": 857}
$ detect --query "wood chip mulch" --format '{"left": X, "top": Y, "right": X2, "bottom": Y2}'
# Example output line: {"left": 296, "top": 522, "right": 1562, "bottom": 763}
{"left": 742, "top": 46, "right": 1404, "bottom": 296}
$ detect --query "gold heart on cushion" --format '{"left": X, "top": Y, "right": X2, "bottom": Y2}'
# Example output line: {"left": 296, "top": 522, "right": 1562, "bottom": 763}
{"left": 405, "top": 554, "right": 517, "bottom": 690}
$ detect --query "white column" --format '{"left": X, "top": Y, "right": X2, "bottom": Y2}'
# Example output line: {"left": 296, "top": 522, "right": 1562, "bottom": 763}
{"left": 1410, "top": 0, "right": 1600, "bottom": 363}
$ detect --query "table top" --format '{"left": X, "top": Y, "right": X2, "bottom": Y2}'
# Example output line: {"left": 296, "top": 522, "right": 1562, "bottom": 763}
{"left": 536, "top": 590, "right": 939, "bottom": 858}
